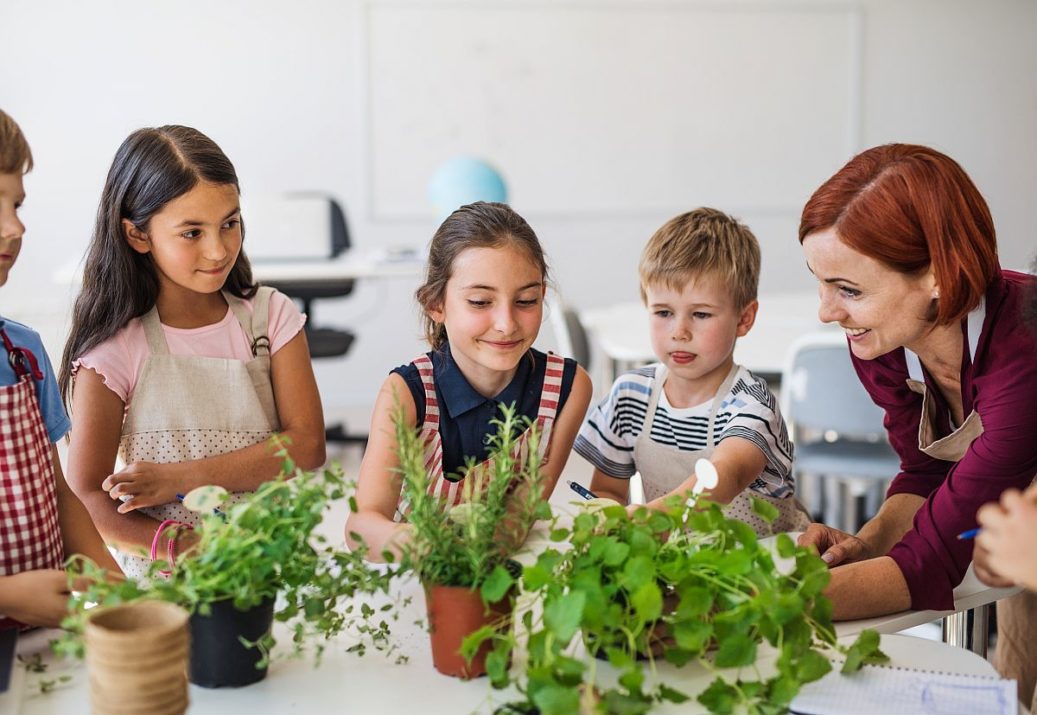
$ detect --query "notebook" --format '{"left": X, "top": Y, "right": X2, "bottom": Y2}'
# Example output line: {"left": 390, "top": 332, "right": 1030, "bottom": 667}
{"left": 790, "top": 662, "right": 1018, "bottom": 715}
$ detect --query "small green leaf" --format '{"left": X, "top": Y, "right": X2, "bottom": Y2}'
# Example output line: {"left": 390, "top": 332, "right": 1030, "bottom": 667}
{"left": 621, "top": 555, "right": 654, "bottom": 591}
{"left": 657, "top": 682, "right": 690, "bottom": 704}
{"left": 531, "top": 682, "right": 580, "bottom": 715}
{"left": 795, "top": 649, "right": 832, "bottom": 682}
{"left": 698, "top": 678, "right": 738, "bottom": 714}
{"left": 603, "top": 540, "right": 631, "bottom": 567}
{"left": 673, "top": 619, "right": 712, "bottom": 653}
{"left": 750, "top": 496, "right": 780, "bottom": 524}
{"left": 480, "top": 564, "right": 514, "bottom": 604}
{"left": 544, "top": 590, "right": 586, "bottom": 644}
{"left": 714, "top": 632, "right": 757, "bottom": 668}
{"left": 776, "top": 532, "right": 796, "bottom": 558}
{"left": 630, "top": 581, "right": 663, "bottom": 622}
{"left": 841, "top": 629, "right": 889, "bottom": 673}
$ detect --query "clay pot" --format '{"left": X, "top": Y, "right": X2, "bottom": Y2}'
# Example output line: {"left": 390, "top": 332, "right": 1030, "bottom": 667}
{"left": 188, "top": 596, "right": 274, "bottom": 688}
{"left": 85, "top": 600, "right": 190, "bottom": 715}
{"left": 424, "top": 582, "right": 514, "bottom": 679}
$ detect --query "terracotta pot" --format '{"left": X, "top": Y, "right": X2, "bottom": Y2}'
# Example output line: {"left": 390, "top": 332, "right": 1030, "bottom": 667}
{"left": 424, "top": 582, "right": 514, "bottom": 679}
{"left": 85, "top": 600, "right": 190, "bottom": 715}
{"left": 188, "top": 596, "right": 275, "bottom": 688}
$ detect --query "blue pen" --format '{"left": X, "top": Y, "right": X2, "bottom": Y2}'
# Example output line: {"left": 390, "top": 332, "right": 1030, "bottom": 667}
{"left": 567, "top": 480, "right": 598, "bottom": 501}
{"left": 957, "top": 527, "right": 981, "bottom": 540}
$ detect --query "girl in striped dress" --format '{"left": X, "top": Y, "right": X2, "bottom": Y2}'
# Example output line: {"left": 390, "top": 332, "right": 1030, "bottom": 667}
{"left": 346, "top": 202, "right": 591, "bottom": 561}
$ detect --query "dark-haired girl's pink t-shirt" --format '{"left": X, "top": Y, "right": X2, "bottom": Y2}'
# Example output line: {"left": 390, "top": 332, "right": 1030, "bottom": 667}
{"left": 73, "top": 291, "right": 305, "bottom": 404}
{"left": 850, "top": 270, "right": 1037, "bottom": 611}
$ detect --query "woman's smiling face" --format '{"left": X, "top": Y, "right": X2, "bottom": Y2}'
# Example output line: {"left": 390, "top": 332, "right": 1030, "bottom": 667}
{"left": 803, "top": 226, "right": 939, "bottom": 361}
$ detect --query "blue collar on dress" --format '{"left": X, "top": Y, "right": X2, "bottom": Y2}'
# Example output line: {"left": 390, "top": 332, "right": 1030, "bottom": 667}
{"left": 433, "top": 342, "right": 534, "bottom": 420}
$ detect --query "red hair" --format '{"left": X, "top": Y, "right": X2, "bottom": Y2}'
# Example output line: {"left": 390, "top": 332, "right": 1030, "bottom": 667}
{"left": 799, "top": 144, "right": 998, "bottom": 325}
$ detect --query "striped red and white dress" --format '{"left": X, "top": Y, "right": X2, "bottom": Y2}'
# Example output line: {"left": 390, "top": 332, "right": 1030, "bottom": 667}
{"left": 395, "top": 352, "right": 565, "bottom": 520}
{"left": 0, "top": 328, "right": 64, "bottom": 629}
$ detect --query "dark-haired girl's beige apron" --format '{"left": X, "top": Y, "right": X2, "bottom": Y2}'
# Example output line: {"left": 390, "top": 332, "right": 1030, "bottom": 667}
{"left": 115, "top": 287, "right": 280, "bottom": 578}
{"left": 633, "top": 363, "right": 810, "bottom": 536}
{"left": 906, "top": 300, "right": 1036, "bottom": 704}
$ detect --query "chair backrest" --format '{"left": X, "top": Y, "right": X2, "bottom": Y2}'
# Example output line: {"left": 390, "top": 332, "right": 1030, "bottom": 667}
{"left": 780, "top": 332, "right": 888, "bottom": 439}
{"left": 540, "top": 297, "right": 591, "bottom": 369}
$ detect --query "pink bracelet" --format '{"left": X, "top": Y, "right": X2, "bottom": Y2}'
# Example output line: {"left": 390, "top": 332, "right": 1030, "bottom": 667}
{"left": 151, "top": 519, "right": 191, "bottom": 576}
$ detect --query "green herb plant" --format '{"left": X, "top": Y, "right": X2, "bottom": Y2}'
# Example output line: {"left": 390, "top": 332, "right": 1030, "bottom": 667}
{"left": 474, "top": 494, "right": 888, "bottom": 715}
{"left": 59, "top": 441, "right": 404, "bottom": 666}
{"left": 392, "top": 399, "right": 550, "bottom": 605}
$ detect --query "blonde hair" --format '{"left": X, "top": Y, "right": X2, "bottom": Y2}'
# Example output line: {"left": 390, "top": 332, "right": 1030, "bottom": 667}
{"left": 0, "top": 109, "right": 33, "bottom": 174}
{"left": 639, "top": 207, "right": 760, "bottom": 308}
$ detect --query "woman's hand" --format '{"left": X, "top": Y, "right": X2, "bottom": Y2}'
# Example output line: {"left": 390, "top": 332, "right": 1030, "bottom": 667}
{"left": 102, "top": 462, "right": 183, "bottom": 513}
{"left": 0, "top": 570, "right": 73, "bottom": 628}
{"left": 797, "top": 522, "right": 874, "bottom": 567}
{"left": 974, "top": 486, "right": 1037, "bottom": 591}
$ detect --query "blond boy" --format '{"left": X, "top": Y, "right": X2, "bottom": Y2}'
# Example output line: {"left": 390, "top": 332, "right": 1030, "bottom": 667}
{"left": 574, "top": 208, "right": 809, "bottom": 534}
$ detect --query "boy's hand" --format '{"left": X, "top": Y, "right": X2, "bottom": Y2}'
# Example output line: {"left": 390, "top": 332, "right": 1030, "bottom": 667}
{"left": 0, "top": 570, "right": 73, "bottom": 628}
{"left": 974, "top": 487, "right": 1037, "bottom": 591}
{"left": 102, "top": 462, "right": 182, "bottom": 513}
{"left": 798, "top": 523, "right": 872, "bottom": 567}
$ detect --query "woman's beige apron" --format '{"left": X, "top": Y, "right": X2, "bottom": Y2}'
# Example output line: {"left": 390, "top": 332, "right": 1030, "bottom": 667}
{"left": 906, "top": 300, "right": 1037, "bottom": 704}
{"left": 633, "top": 363, "right": 810, "bottom": 536}
{"left": 116, "top": 287, "right": 280, "bottom": 578}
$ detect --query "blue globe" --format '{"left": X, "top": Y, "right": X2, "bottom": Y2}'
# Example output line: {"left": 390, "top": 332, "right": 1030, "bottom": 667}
{"left": 428, "top": 157, "right": 508, "bottom": 220}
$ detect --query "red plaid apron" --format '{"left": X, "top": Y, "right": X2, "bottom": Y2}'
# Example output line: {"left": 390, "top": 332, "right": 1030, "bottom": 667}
{"left": 396, "top": 352, "right": 565, "bottom": 520}
{"left": 0, "top": 328, "right": 65, "bottom": 627}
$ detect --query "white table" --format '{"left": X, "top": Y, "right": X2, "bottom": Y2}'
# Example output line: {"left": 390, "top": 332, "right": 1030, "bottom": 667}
{"left": 12, "top": 516, "right": 1022, "bottom": 714}
{"left": 579, "top": 292, "right": 834, "bottom": 382}
{"left": 15, "top": 620, "right": 1013, "bottom": 714}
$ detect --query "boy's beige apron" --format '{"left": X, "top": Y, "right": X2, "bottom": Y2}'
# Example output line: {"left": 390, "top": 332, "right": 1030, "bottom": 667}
{"left": 905, "top": 300, "right": 1036, "bottom": 705}
{"left": 116, "top": 288, "right": 280, "bottom": 578}
{"left": 632, "top": 363, "right": 810, "bottom": 536}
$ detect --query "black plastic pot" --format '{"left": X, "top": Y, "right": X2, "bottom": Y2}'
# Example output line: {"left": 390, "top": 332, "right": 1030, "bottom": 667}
{"left": 188, "top": 596, "right": 275, "bottom": 688}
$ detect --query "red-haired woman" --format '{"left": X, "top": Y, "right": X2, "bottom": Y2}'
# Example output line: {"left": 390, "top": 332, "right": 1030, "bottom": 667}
{"left": 796, "top": 144, "right": 1037, "bottom": 698}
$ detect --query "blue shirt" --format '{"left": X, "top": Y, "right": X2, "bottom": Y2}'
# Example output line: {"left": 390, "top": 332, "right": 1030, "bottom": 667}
{"left": 0, "top": 316, "right": 71, "bottom": 443}
{"left": 393, "top": 344, "right": 577, "bottom": 478}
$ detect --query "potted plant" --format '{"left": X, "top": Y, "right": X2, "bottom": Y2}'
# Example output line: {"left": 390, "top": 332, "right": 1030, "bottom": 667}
{"left": 392, "top": 401, "right": 550, "bottom": 679}
{"left": 473, "top": 494, "right": 888, "bottom": 714}
{"left": 60, "top": 442, "right": 402, "bottom": 688}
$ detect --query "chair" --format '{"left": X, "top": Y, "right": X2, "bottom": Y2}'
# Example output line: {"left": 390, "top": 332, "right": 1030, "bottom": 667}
{"left": 246, "top": 193, "right": 366, "bottom": 449}
{"left": 780, "top": 332, "right": 901, "bottom": 531}
{"left": 541, "top": 297, "right": 592, "bottom": 369}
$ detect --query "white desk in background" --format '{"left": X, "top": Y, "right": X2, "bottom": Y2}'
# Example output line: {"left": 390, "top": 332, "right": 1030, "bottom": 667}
{"left": 52, "top": 249, "right": 426, "bottom": 289}
{"left": 248, "top": 248, "right": 425, "bottom": 286}
{"left": 579, "top": 292, "right": 834, "bottom": 383}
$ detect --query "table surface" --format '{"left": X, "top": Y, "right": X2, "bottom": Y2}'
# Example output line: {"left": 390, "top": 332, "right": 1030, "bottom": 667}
{"left": 13, "top": 516, "right": 1021, "bottom": 714}
{"left": 580, "top": 292, "right": 836, "bottom": 378}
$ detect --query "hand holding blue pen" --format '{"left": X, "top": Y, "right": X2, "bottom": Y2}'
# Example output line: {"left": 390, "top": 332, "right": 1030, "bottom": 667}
{"left": 957, "top": 527, "right": 981, "bottom": 540}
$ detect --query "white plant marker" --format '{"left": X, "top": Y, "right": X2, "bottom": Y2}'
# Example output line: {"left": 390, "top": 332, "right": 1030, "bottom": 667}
{"left": 692, "top": 458, "right": 719, "bottom": 495}
{"left": 181, "top": 485, "right": 228, "bottom": 513}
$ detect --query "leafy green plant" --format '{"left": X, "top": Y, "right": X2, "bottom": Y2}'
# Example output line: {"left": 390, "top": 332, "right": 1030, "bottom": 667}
{"left": 474, "top": 494, "right": 888, "bottom": 715}
{"left": 392, "top": 399, "right": 550, "bottom": 604}
{"left": 58, "top": 442, "right": 404, "bottom": 666}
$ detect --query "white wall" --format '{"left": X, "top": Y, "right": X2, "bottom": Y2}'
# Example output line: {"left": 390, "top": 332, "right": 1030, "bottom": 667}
{"left": 2, "top": 0, "right": 1034, "bottom": 420}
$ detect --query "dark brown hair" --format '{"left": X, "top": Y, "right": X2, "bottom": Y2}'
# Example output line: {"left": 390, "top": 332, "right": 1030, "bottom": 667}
{"left": 799, "top": 144, "right": 998, "bottom": 326}
{"left": 416, "top": 202, "right": 548, "bottom": 350}
{"left": 60, "top": 125, "right": 256, "bottom": 406}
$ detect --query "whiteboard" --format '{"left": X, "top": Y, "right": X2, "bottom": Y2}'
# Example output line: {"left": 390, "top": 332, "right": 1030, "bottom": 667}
{"left": 364, "top": 1, "right": 861, "bottom": 219}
